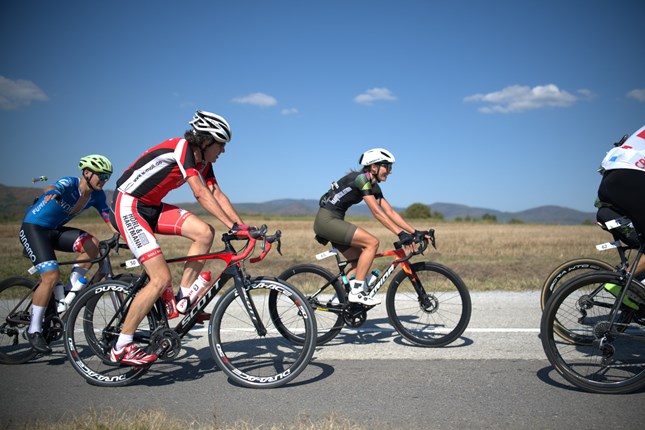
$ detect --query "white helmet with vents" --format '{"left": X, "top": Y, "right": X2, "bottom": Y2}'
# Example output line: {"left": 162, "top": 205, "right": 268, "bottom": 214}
{"left": 358, "top": 148, "right": 395, "bottom": 166}
{"left": 189, "top": 110, "right": 232, "bottom": 143}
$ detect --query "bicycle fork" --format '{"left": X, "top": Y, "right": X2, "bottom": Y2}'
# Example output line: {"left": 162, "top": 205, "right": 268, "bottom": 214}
{"left": 231, "top": 268, "right": 267, "bottom": 337}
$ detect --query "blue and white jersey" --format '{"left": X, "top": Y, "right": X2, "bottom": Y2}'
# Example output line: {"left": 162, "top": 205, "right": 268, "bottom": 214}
{"left": 601, "top": 125, "right": 645, "bottom": 173}
{"left": 23, "top": 176, "right": 110, "bottom": 228}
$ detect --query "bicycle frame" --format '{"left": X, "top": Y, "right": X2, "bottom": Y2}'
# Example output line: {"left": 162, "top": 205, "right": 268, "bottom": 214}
{"left": 112, "top": 227, "right": 280, "bottom": 349}
{"left": 313, "top": 235, "right": 431, "bottom": 306}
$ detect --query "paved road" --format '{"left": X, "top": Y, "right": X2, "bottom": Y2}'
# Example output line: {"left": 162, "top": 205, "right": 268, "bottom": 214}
{"left": 1, "top": 291, "right": 644, "bottom": 429}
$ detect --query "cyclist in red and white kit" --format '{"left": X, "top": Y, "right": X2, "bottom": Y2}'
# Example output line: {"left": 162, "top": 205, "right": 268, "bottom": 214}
{"left": 109, "top": 110, "right": 247, "bottom": 365}
{"left": 598, "top": 124, "right": 645, "bottom": 277}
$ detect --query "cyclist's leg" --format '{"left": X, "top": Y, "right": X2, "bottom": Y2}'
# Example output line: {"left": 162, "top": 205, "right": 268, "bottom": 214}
{"left": 156, "top": 204, "right": 214, "bottom": 295}
{"left": 110, "top": 192, "right": 167, "bottom": 364}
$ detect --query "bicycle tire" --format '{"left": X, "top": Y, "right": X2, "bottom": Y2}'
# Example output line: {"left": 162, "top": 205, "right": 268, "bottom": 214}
{"left": 386, "top": 261, "right": 471, "bottom": 347}
{"left": 540, "top": 258, "right": 615, "bottom": 310}
{"left": 64, "top": 280, "right": 159, "bottom": 387}
{"left": 541, "top": 271, "right": 645, "bottom": 394}
{"left": 0, "top": 277, "right": 39, "bottom": 364}
{"left": 209, "top": 276, "right": 317, "bottom": 388}
{"left": 277, "top": 264, "right": 346, "bottom": 345}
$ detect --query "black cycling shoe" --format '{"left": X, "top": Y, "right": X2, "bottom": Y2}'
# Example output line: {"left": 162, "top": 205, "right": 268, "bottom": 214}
{"left": 27, "top": 331, "right": 52, "bottom": 354}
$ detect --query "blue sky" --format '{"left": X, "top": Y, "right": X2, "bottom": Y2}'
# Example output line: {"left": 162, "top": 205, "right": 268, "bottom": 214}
{"left": 1, "top": 0, "right": 644, "bottom": 214}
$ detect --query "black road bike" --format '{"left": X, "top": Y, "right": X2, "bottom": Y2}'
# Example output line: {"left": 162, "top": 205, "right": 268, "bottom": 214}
{"left": 0, "top": 233, "right": 127, "bottom": 364}
{"left": 276, "top": 230, "right": 471, "bottom": 347}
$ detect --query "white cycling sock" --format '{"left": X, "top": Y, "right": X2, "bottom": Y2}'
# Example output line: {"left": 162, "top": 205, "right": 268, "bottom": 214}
{"left": 350, "top": 280, "right": 365, "bottom": 292}
{"left": 28, "top": 305, "right": 46, "bottom": 334}
{"left": 116, "top": 334, "right": 134, "bottom": 350}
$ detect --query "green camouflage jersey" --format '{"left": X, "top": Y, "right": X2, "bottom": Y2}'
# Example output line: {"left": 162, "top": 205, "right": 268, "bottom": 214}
{"left": 319, "top": 171, "right": 383, "bottom": 216}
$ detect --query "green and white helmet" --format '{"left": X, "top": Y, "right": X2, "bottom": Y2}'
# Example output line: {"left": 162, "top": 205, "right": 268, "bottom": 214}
{"left": 78, "top": 154, "right": 113, "bottom": 174}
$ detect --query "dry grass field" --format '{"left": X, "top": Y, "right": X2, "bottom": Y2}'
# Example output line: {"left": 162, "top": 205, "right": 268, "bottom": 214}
{"left": 1, "top": 217, "right": 619, "bottom": 292}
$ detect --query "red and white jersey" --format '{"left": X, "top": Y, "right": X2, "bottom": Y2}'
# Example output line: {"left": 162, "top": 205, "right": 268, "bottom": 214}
{"left": 601, "top": 125, "right": 645, "bottom": 173}
{"left": 115, "top": 138, "right": 217, "bottom": 206}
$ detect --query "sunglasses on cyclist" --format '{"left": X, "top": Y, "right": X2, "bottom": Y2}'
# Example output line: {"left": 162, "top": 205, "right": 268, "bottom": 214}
{"left": 95, "top": 172, "right": 111, "bottom": 181}
{"left": 379, "top": 163, "right": 393, "bottom": 172}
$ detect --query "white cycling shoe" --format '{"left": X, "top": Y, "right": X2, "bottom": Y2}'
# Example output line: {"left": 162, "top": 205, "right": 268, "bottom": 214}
{"left": 347, "top": 288, "right": 381, "bottom": 306}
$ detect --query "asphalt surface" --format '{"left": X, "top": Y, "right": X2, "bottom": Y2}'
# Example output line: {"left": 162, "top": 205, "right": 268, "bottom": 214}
{"left": 1, "top": 291, "right": 645, "bottom": 429}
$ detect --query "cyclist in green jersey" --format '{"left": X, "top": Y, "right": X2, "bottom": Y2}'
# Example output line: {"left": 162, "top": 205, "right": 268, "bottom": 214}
{"left": 314, "top": 148, "right": 428, "bottom": 305}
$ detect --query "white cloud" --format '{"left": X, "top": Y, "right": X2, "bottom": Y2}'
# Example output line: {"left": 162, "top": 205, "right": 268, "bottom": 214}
{"left": 281, "top": 108, "right": 298, "bottom": 115}
{"left": 232, "top": 92, "right": 277, "bottom": 107}
{"left": 464, "top": 84, "right": 579, "bottom": 113}
{"left": 354, "top": 87, "right": 397, "bottom": 105}
{"left": 0, "top": 76, "right": 48, "bottom": 110}
{"left": 627, "top": 89, "right": 645, "bottom": 102}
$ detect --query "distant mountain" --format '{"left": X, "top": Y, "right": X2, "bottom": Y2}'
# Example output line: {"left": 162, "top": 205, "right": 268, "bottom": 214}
{"left": 233, "top": 200, "right": 596, "bottom": 225}
{"left": 0, "top": 184, "right": 596, "bottom": 224}
{"left": 428, "top": 202, "right": 596, "bottom": 224}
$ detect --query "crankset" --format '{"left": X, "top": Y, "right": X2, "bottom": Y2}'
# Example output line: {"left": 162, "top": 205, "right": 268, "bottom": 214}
{"left": 150, "top": 327, "right": 182, "bottom": 361}
{"left": 343, "top": 304, "right": 368, "bottom": 327}
{"left": 42, "top": 316, "right": 64, "bottom": 342}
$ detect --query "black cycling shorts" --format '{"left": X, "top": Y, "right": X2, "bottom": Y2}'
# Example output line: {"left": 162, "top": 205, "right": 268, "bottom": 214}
{"left": 598, "top": 169, "right": 645, "bottom": 240}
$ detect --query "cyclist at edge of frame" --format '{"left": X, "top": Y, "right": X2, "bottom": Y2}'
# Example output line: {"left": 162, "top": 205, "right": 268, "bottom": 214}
{"left": 19, "top": 154, "right": 118, "bottom": 354}
{"left": 598, "top": 124, "right": 645, "bottom": 279}
{"left": 109, "top": 110, "right": 250, "bottom": 366}
{"left": 314, "top": 148, "right": 432, "bottom": 306}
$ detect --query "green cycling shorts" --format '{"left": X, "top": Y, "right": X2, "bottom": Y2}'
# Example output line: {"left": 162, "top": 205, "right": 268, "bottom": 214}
{"left": 313, "top": 208, "right": 357, "bottom": 251}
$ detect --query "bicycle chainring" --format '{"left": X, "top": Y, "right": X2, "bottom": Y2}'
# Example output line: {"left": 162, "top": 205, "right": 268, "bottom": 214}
{"left": 343, "top": 304, "right": 367, "bottom": 327}
{"left": 42, "top": 316, "right": 64, "bottom": 342}
{"left": 150, "top": 328, "right": 182, "bottom": 361}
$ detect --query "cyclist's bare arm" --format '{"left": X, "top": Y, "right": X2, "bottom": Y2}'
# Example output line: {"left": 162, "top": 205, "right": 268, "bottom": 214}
{"left": 378, "top": 197, "right": 419, "bottom": 234}
{"left": 187, "top": 176, "right": 236, "bottom": 229}
{"left": 364, "top": 195, "right": 407, "bottom": 235}
{"left": 208, "top": 182, "right": 244, "bottom": 226}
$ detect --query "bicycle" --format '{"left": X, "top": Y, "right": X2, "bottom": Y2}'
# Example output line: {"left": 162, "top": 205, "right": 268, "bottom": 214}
{"left": 539, "top": 208, "right": 641, "bottom": 344}
{"left": 540, "top": 218, "right": 645, "bottom": 394}
{"left": 276, "top": 229, "right": 471, "bottom": 347}
{"left": 63, "top": 225, "right": 317, "bottom": 389}
{"left": 0, "top": 233, "right": 127, "bottom": 364}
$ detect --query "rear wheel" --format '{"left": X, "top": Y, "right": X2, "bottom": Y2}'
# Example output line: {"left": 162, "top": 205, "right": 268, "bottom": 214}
{"left": 277, "top": 264, "right": 345, "bottom": 345}
{"left": 386, "top": 262, "right": 471, "bottom": 347}
{"left": 0, "top": 277, "right": 38, "bottom": 364}
{"left": 64, "top": 280, "right": 159, "bottom": 386}
{"left": 209, "top": 276, "right": 317, "bottom": 388}
{"left": 541, "top": 258, "right": 615, "bottom": 310}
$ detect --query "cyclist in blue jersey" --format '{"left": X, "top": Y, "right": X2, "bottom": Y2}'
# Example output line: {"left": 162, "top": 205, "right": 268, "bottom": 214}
{"left": 19, "top": 154, "right": 116, "bottom": 353}
{"left": 314, "top": 148, "right": 428, "bottom": 306}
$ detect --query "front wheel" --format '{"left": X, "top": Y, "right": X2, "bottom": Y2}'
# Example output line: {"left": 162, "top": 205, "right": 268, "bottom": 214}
{"left": 0, "top": 277, "right": 38, "bottom": 364}
{"left": 64, "top": 280, "right": 159, "bottom": 387}
{"left": 386, "top": 262, "right": 471, "bottom": 347}
{"left": 541, "top": 271, "right": 645, "bottom": 394}
{"left": 209, "top": 276, "right": 317, "bottom": 388}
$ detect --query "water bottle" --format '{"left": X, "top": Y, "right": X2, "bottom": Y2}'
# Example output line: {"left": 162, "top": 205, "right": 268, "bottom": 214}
{"left": 177, "top": 271, "right": 211, "bottom": 314}
{"left": 162, "top": 285, "right": 179, "bottom": 319}
{"left": 366, "top": 269, "right": 380, "bottom": 289}
{"left": 58, "top": 276, "right": 88, "bottom": 312}
{"left": 54, "top": 282, "right": 66, "bottom": 313}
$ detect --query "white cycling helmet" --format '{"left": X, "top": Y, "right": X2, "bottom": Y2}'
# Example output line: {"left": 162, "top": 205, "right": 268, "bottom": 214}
{"left": 189, "top": 110, "right": 232, "bottom": 143}
{"left": 358, "top": 148, "right": 396, "bottom": 166}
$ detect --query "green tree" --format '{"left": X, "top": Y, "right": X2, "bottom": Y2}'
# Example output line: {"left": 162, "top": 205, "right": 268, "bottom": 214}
{"left": 404, "top": 203, "right": 431, "bottom": 219}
